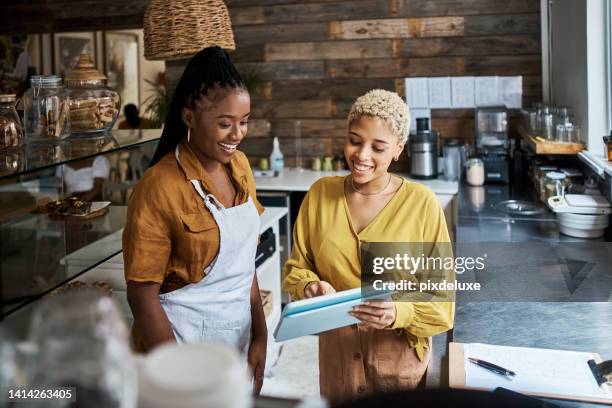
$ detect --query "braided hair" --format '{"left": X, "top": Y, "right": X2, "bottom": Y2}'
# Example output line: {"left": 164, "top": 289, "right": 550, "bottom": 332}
{"left": 149, "top": 46, "right": 245, "bottom": 166}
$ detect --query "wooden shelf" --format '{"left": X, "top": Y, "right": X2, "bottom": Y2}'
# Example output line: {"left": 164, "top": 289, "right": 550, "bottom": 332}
{"left": 518, "top": 126, "right": 584, "bottom": 155}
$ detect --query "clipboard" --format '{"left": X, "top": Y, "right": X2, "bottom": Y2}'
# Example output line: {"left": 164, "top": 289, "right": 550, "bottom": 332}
{"left": 449, "top": 342, "right": 612, "bottom": 405}
{"left": 273, "top": 288, "right": 392, "bottom": 342}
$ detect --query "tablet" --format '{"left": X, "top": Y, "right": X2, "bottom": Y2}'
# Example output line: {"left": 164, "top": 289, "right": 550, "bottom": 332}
{"left": 274, "top": 288, "right": 392, "bottom": 342}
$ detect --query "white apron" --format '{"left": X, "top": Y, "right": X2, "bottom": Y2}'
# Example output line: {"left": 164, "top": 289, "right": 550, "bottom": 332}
{"left": 158, "top": 146, "right": 260, "bottom": 353}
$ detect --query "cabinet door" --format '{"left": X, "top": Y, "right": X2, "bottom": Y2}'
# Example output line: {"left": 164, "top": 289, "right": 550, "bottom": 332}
{"left": 436, "top": 194, "right": 456, "bottom": 242}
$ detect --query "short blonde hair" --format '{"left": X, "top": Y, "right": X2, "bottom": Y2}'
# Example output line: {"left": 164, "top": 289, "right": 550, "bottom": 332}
{"left": 347, "top": 89, "right": 411, "bottom": 144}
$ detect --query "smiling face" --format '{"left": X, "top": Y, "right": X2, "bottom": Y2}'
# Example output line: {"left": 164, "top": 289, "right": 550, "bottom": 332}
{"left": 344, "top": 116, "right": 405, "bottom": 184}
{"left": 182, "top": 87, "right": 250, "bottom": 165}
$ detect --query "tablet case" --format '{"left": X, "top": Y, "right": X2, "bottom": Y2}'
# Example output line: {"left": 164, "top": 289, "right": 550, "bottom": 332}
{"left": 274, "top": 288, "right": 391, "bottom": 342}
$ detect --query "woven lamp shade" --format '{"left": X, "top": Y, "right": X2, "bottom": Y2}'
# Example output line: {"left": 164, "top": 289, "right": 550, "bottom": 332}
{"left": 143, "top": 0, "right": 236, "bottom": 61}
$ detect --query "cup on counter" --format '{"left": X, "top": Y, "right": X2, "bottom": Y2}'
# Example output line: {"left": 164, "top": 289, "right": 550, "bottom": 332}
{"left": 555, "top": 124, "right": 567, "bottom": 142}
{"left": 258, "top": 158, "right": 270, "bottom": 171}
{"left": 542, "top": 112, "right": 555, "bottom": 140}
{"left": 323, "top": 156, "right": 334, "bottom": 172}
{"left": 567, "top": 125, "right": 582, "bottom": 143}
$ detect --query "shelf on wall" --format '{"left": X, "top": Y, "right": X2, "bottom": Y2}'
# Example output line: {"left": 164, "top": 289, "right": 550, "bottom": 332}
{"left": 518, "top": 126, "right": 584, "bottom": 155}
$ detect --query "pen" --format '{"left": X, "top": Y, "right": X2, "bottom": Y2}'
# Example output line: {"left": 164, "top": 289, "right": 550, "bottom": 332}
{"left": 468, "top": 357, "right": 516, "bottom": 377}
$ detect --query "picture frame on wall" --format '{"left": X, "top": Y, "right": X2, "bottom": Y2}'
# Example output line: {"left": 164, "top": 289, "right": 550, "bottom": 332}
{"left": 53, "top": 32, "right": 96, "bottom": 76}
{"left": 0, "top": 34, "right": 43, "bottom": 95}
{"left": 104, "top": 31, "right": 139, "bottom": 108}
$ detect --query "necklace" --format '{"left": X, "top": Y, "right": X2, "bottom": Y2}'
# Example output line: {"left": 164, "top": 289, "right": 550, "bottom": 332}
{"left": 350, "top": 173, "right": 392, "bottom": 196}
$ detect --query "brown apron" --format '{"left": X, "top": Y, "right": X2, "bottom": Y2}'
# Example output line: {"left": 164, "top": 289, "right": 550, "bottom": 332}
{"left": 319, "top": 325, "right": 431, "bottom": 405}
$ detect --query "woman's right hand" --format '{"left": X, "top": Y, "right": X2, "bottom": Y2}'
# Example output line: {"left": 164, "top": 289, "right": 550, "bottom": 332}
{"left": 304, "top": 281, "right": 336, "bottom": 298}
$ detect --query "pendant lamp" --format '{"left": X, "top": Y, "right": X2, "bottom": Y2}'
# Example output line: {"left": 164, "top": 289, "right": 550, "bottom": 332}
{"left": 143, "top": 0, "right": 236, "bottom": 60}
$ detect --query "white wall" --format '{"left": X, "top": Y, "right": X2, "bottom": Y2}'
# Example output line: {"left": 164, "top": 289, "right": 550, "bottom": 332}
{"left": 549, "top": 0, "right": 610, "bottom": 152}
{"left": 586, "top": 0, "right": 609, "bottom": 151}
{"left": 549, "top": 0, "right": 588, "bottom": 138}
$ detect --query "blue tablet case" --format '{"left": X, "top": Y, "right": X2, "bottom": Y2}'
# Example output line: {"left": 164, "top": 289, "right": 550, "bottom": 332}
{"left": 274, "top": 288, "right": 392, "bottom": 342}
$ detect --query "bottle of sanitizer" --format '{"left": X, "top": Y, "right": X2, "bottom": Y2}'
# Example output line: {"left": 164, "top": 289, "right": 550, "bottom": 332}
{"left": 270, "top": 137, "right": 284, "bottom": 173}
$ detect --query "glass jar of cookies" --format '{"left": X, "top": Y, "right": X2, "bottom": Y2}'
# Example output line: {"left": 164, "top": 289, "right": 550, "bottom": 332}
{"left": 65, "top": 53, "right": 120, "bottom": 134}
{"left": 0, "top": 94, "right": 23, "bottom": 149}
{"left": 23, "top": 75, "right": 70, "bottom": 141}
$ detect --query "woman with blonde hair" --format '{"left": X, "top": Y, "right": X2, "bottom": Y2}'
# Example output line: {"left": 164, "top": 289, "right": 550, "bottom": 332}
{"left": 283, "top": 89, "right": 454, "bottom": 404}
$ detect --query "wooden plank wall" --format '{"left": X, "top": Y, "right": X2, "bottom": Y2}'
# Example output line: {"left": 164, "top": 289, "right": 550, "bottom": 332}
{"left": 0, "top": 1, "right": 148, "bottom": 34}
{"left": 169, "top": 0, "right": 544, "bottom": 168}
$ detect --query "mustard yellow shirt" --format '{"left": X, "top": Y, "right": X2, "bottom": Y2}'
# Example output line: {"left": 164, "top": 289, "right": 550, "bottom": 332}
{"left": 282, "top": 176, "right": 455, "bottom": 360}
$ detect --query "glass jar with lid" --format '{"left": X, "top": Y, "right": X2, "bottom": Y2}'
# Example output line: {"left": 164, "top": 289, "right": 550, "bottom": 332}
{"left": 466, "top": 158, "right": 485, "bottom": 186}
{"left": 23, "top": 75, "right": 70, "bottom": 141}
{"left": 0, "top": 94, "right": 23, "bottom": 149}
{"left": 545, "top": 171, "right": 569, "bottom": 201}
{"left": 65, "top": 53, "right": 120, "bottom": 133}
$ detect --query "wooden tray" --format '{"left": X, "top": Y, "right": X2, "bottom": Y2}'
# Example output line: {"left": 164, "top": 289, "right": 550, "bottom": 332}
{"left": 518, "top": 126, "right": 584, "bottom": 155}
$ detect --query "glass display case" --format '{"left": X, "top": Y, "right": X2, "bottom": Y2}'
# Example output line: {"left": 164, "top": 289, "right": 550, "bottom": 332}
{"left": 0, "top": 129, "right": 160, "bottom": 332}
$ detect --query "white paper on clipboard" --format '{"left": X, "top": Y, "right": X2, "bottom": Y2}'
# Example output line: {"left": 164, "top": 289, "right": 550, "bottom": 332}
{"left": 463, "top": 343, "right": 612, "bottom": 402}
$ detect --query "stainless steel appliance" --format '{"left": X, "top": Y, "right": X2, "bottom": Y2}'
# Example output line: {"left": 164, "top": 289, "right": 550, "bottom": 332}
{"left": 409, "top": 118, "right": 438, "bottom": 179}
{"left": 480, "top": 153, "right": 510, "bottom": 183}
{"left": 476, "top": 107, "right": 508, "bottom": 149}
{"left": 443, "top": 139, "right": 470, "bottom": 181}
{"left": 475, "top": 107, "right": 510, "bottom": 184}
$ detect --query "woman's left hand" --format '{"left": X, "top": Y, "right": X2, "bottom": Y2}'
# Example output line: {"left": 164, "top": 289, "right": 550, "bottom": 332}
{"left": 350, "top": 300, "right": 397, "bottom": 329}
{"left": 248, "top": 335, "right": 267, "bottom": 395}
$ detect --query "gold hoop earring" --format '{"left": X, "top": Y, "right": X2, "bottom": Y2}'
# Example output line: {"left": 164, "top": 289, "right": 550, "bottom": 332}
{"left": 187, "top": 128, "right": 191, "bottom": 143}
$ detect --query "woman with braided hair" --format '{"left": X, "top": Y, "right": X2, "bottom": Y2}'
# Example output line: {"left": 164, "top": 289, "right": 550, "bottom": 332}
{"left": 123, "top": 46, "right": 267, "bottom": 393}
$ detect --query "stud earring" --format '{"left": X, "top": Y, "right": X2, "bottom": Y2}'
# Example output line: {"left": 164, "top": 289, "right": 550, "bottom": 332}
{"left": 394, "top": 155, "right": 399, "bottom": 161}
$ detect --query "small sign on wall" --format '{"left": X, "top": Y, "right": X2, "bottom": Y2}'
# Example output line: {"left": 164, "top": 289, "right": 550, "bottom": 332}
{"left": 405, "top": 77, "right": 429, "bottom": 108}
{"left": 474, "top": 76, "right": 499, "bottom": 107}
{"left": 405, "top": 76, "right": 523, "bottom": 109}
{"left": 428, "top": 77, "right": 452, "bottom": 109}
{"left": 451, "top": 77, "right": 475, "bottom": 108}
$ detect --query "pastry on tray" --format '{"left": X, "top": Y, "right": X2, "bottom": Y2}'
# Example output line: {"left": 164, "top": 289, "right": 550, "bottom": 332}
{"left": 48, "top": 280, "right": 113, "bottom": 297}
{"left": 40, "top": 198, "right": 109, "bottom": 217}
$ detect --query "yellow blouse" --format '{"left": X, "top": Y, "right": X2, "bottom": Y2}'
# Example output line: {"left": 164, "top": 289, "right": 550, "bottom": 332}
{"left": 282, "top": 176, "right": 455, "bottom": 360}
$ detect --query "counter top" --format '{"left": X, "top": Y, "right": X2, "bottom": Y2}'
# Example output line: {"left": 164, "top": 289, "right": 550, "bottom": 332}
{"left": 456, "top": 181, "right": 612, "bottom": 243}
{"left": 260, "top": 207, "right": 288, "bottom": 232}
{"left": 578, "top": 150, "right": 612, "bottom": 178}
{"left": 255, "top": 168, "right": 459, "bottom": 195}
{"left": 453, "top": 302, "right": 612, "bottom": 407}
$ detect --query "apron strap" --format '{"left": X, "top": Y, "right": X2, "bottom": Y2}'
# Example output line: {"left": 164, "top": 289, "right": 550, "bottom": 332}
{"left": 176, "top": 145, "right": 225, "bottom": 212}
{"left": 190, "top": 180, "right": 225, "bottom": 212}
